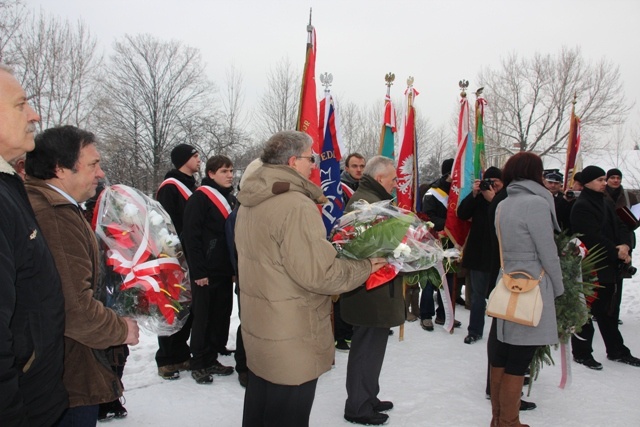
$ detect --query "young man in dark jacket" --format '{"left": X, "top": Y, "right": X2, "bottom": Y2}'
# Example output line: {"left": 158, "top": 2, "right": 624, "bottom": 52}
{"left": 182, "top": 155, "right": 236, "bottom": 384}
{"left": 570, "top": 165, "right": 640, "bottom": 369}
{"left": 155, "top": 143, "right": 200, "bottom": 380}
{"left": 0, "top": 64, "right": 68, "bottom": 427}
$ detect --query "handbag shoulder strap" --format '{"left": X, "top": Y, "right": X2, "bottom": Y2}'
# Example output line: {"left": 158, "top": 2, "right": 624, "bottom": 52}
{"left": 495, "top": 204, "right": 545, "bottom": 280}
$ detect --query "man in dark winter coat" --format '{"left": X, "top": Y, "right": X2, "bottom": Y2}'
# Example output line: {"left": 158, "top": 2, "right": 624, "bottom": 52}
{"left": 0, "top": 63, "right": 68, "bottom": 427}
{"left": 154, "top": 143, "right": 201, "bottom": 380}
{"left": 341, "top": 155, "right": 404, "bottom": 426}
{"left": 182, "top": 155, "right": 236, "bottom": 384}
{"left": 604, "top": 168, "right": 638, "bottom": 323}
{"left": 571, "top": 165, "right": 640, "bottom": 369}
{"left": 457, "top": 167, "right": 503, "bottom": 344}
{"left": 419, "top": 158, "right": 461, "bottom": 331}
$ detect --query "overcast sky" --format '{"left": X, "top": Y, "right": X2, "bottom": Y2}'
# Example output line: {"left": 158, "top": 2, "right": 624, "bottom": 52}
{"left": 24, "top": 0, "right": 640, "bottom": 143}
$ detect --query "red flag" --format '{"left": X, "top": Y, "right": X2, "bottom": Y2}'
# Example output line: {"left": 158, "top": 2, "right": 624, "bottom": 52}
{"left": 297, "top": 21, "right": 320, "bottom": 185}
{"left": 396, "top": 86, "right": 419, "bottom": 212}
{"left": 445, "top": 91, "right": 473, "bottom": 247}
{"left": 564, "top": 98, "right": 582, "bottom": 191}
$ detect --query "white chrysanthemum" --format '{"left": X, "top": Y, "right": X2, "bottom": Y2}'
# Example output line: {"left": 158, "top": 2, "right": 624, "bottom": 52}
{"left": 393, "top": 242, "right": 411, "bottom": 259}
{"left": 148, "top": 210, "right": 164, "bottom": 226}
{"left": 122, "top": 203, "right": 139, "bottom": 219}
{"left": 164, "top": 234, "right": 180, "bottom": 247}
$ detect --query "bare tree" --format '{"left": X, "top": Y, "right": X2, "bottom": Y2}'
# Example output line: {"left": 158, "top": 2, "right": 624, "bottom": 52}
{"left": 256, "top": 57, "right": 300, "bottom": 140}
{"left": 0, "top": 0, "right": 25, "bottom": 62}
{"left": 96, "top": 34, "right": 214, "bottom": 193}
{"left": 478, "top": 47, "right": 632, "bottom": 157}
{"left": 12, "top": 11, "right": 102, "bottom": 130}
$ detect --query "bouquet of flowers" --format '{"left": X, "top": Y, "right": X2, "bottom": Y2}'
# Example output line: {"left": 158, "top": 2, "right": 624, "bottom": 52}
{"left": 93, "top": 184, "right": 192, "bottom": 336}
{"left": 528, "top": 232, "right": 604, "bottom": 392}
{"left": 330, "top": 200, "right": 459, "bottom": 290}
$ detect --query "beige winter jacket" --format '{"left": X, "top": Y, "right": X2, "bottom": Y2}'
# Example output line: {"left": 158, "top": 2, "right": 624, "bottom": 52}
{"left": 236, "top": 164, "right": 371, "bottom": 385}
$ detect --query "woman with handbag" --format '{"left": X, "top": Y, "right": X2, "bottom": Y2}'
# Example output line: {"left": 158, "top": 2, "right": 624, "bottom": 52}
{"left": 487, "top": 152, "right": 564, "bottom": 427}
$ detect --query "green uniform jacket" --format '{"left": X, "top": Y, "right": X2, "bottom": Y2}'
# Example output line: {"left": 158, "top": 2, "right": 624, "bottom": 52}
{"left": 340, "top": 175, "right": 406, "bottom": 328}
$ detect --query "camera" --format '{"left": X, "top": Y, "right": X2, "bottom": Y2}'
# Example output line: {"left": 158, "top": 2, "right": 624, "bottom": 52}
{"left": 479, "top": 178, "right": 493, "bottom": 191}
{"left": 565, "top": 190, "right": 581, "bottom": 199}
{"left": 619, "top": 262, "right": 637, "bottom": 279}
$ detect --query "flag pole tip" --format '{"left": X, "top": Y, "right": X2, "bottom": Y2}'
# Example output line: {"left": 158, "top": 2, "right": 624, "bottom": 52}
{"left": 459, "top": 79, "right": 469, "bottom": 97}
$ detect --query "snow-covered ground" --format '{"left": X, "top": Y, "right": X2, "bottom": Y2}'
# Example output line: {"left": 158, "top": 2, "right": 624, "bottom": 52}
{"left": 116, "top": 278, "right": 640, "bottom": 427}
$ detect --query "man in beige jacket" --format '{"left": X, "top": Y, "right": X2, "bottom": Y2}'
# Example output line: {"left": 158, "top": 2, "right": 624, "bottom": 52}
{"left": 235, "top": 130, "right": 386, "bottom": 427}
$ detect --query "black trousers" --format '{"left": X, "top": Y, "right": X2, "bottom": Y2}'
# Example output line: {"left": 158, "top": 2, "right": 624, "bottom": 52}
{"left": 190, "top": 276, "right": 233, "bottom": 370}
{"left": 572, "top": 282, "right": 630, "bottom": 360}
{"left": 155, "top": 313, "right": 192, "bottom": 367}
{"left": 333, "top": 298, "right": 353, "bottom": 342}
{"left": 235, "top": 283, "right": 247, "bottom": 373}
{"left": 487, "top": 318, "right": 537, "bottom": 376}
{"left": 344, "top": 326, "right": 389, "bottom": 418}
{"left": 242, "top": 371, "right": 318, "bottom": 427}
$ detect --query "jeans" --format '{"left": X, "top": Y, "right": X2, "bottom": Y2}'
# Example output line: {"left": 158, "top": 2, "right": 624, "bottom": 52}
{"left": 53, "top": 405, "right": 99, "bottom": 427}
{"left": 468, "top": 269, "right": 490, "bottom": 336}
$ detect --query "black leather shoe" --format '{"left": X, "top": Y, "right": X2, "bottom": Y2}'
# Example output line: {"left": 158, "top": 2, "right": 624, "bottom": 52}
{"left": 608, "top": 354, "right": 640, "bottom": 367}
{"left": 373, "top": 401, "right": 393, "bottom": 412}
{"left": 464, "top": 334, "right": 482, "bottom": 344}
{"left": 344, "top": 412, "right": 389, "bottom": 425}
{"left": 574, "top": 357, "right": 603, "bottom": 370}
{"left": 520, "top": 400, "right": 537, "bottom": 411}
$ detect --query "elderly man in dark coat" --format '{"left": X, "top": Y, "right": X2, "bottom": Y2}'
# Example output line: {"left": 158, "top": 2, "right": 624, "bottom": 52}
{"left": 341, "top": 155, "right": 405, "bottom": 426}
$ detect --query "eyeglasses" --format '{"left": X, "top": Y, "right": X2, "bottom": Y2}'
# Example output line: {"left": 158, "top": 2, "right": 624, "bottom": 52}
{"left": 298, "top": 155, "right": 316, "bottom": 164}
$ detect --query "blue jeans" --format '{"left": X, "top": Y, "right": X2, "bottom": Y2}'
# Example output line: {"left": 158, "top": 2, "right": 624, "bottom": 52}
{"left": 468, "top": 269, "right": 490, "bottom": 336}
{"left": 54, "top": 405, "right": 99, "bottom": 427}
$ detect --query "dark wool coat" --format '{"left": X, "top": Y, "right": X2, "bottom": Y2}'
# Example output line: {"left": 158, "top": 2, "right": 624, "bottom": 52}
{"left": 236, "top": 165, "right": 371, "bottom": 385}
{"left": 26, "top": 177, "right": 128, "bottom": 408}
{"left": 340, "top": 175, "right": 406, "bottom": 328}
{"left": 182, "top": 177, "right": 236, "bottom": 281}
{"left": 457, "top": 191, "right": 492, "bottom": 271}
{"left": 156, "top": 169, "right": 197, "bottom": 237}
{"left": 0, "top": 160, "right": 67, "bottom": 426}
{"left": 571, "top": 187, "right": 632, "bottom": 284}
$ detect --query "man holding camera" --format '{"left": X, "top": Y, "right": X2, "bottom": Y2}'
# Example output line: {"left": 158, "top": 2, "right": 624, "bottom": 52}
{"left": 457, "top": 167, "right": 503, "bottom": 344}
{"left": 570, "top": 166, "right": 640, "bottom": 369}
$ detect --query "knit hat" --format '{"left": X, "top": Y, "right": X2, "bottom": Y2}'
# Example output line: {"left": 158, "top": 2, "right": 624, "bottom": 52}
{"left": 573, "top": 171, "right": 583, "bottom": 184}
{"left": 441, "top": 158, "right": 454, "bottom": 176}
{"left": 483, "top": 166, "right": 502, "bottom": 181}
{"left": 171, "top": 144, "right": 197, "bottom": 169}
{"left": 580, "top": 165, "right": 606, "bottom": 185}
{"left": 606, "top": 168, "right": 622, "bottom": 180}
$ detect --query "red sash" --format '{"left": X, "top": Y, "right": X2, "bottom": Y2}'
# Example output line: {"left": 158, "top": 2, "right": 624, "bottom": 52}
{"left": 197, "top": 186, "right": 232, "bottom": 219}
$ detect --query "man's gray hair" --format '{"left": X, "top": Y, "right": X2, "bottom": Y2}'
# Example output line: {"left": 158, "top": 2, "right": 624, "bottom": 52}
{"left": 363, "top": 155, "right": 394, "bottom": 178}
{"left": 261, "top": 131, "right": 312, "bottom": 166}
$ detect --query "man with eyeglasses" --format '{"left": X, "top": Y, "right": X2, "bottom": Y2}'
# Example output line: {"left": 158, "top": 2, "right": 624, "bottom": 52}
{"left": 235, "top": 131, "right": 386, "bottom": 427}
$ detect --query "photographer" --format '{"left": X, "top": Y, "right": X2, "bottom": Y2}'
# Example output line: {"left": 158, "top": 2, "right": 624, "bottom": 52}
{"left": 570, "top": 166, "right": 640, "bottom": 369}
{"left": 457, "top": 167, "right": 503, "bottom": 344}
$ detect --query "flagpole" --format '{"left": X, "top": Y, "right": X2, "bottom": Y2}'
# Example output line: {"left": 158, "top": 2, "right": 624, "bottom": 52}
{"left": 378, "top": 73, "right": 396, "bottom": 158}
{"left": 564, "top": 93, "right": 578, "bottom": 192}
